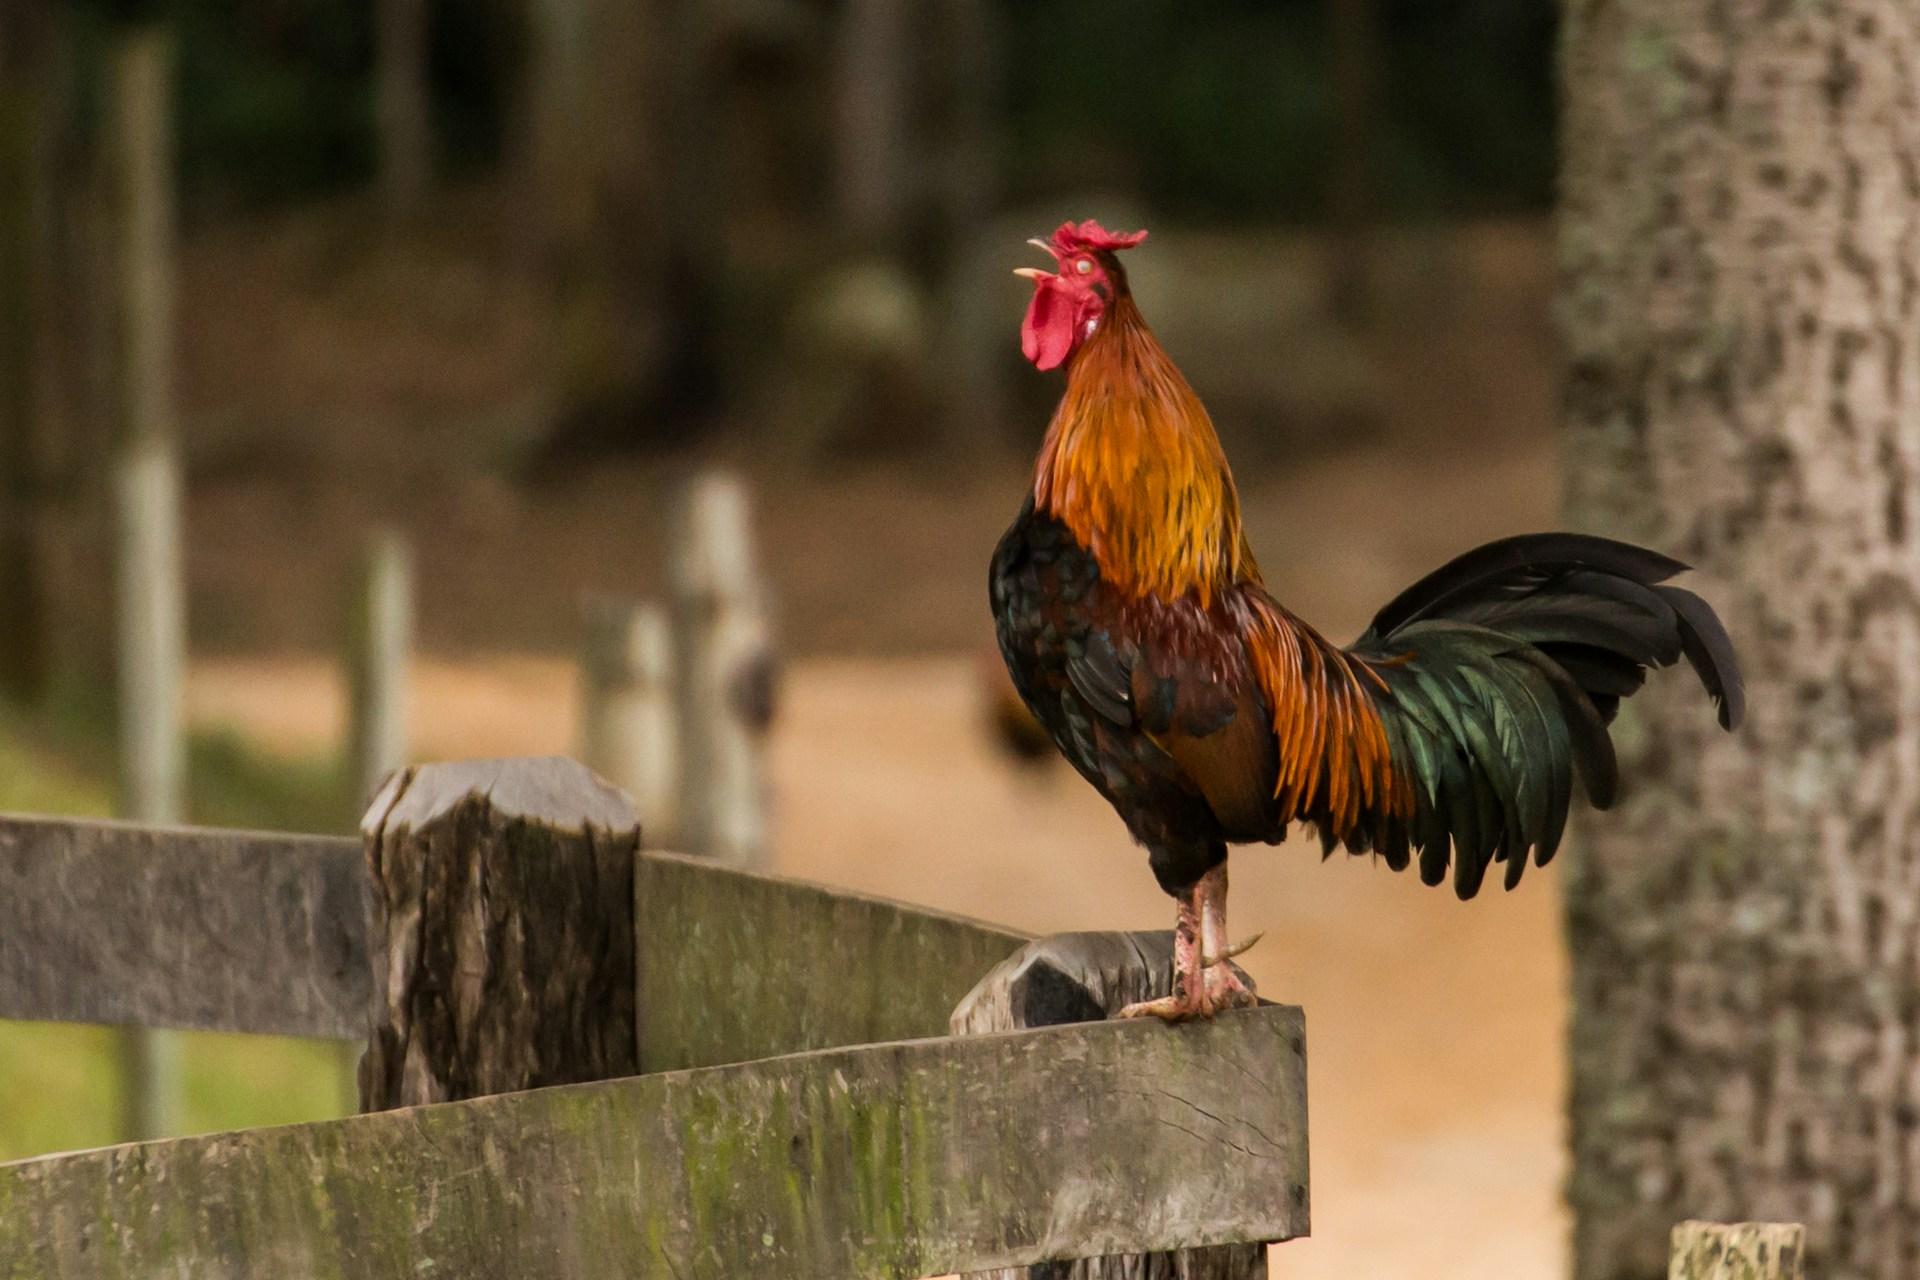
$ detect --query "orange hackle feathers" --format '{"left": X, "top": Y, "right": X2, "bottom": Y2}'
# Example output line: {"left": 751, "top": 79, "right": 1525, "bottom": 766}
{"left": 1032, "top": 294, "right": 1251, "bottom": 605}
{"left": 1033, "top": 287, "right": 1406, "bottom": 840}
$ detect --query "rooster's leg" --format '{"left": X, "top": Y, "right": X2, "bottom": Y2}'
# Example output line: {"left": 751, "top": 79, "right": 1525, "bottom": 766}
{"left": 1197, "top": 863, "right": 1258, "bottom": 1010}
{"left": 1117, "top": 887, "right": 1206, "bottom": 1020}
{"left": 1118, "top": 864, "right": 1260, "bottom": 1021}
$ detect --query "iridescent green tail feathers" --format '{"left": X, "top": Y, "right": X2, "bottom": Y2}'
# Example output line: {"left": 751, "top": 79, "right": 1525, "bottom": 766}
{"left": 1340, "top": 533, "right": 1743, "bottom": 898}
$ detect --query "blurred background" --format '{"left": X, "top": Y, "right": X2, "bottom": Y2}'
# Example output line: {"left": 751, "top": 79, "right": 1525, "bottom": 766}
{"left": 2, "top": 1, "right": 1567, "bottom": 1275}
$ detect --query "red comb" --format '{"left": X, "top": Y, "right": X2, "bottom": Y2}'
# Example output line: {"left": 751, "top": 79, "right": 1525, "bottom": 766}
{"left": 1049, "top": 219, "right": 1149, "bottom": 256}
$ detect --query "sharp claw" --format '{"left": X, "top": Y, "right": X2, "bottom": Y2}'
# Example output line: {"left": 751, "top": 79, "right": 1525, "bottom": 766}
{"left": 1117, "top": 993, "right": 1221, "bottom": 1022}
{"left": 1201, "top": 931, "right": 1264, "bottom": 968}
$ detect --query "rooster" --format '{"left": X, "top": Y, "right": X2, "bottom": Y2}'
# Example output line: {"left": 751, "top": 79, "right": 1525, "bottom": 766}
{"left": 991, "top": 220, "right": 1743, "bottom": 1020}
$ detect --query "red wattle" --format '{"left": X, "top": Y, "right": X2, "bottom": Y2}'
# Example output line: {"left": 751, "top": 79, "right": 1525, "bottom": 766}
{"left": 1021, "top": 280, "right": 1077, "bottom": 371}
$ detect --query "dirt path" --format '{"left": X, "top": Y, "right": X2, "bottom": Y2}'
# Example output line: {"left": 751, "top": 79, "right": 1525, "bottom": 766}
{"left": 189, "top": 651, "right": 1567, "bottom": 1280}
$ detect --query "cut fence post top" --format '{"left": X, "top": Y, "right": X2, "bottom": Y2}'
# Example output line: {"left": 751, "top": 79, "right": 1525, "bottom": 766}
{"left": 2, "top": 1009, "right": 1309, "bottom": 1278}
{"left": 359, "top": 756, "right": 643, "bottom": 1110}
{"left": 361, "top": 755, "right": 640, "bottom": 839}
{"left": 953, "top": 931, "right": 1280, "bottom": 1280}
{"left": 1669, "top": 1223, "right": 1806, "bottom": 1280}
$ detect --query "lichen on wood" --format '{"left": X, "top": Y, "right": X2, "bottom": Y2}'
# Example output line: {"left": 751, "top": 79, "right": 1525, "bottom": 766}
{"left": 0, "top": 1008, "right": 1308, "bottom": 1278}
{"left": 1669, "top": 1222, "right": 1805, "bottom": 1280}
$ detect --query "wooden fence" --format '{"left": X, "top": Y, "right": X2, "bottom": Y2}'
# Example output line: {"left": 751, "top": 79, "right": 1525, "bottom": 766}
{"left": 0, "top": 756, "right": 1307, "bottom": 1277}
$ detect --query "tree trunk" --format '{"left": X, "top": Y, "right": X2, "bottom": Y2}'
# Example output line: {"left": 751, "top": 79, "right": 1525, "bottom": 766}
{"left": 0, "top": 0, "right": 55, "bottom": 702}
{"left": 374, "top": 0, "right": 431, "bottom": 215}
{"left": 1324, "top": 0, "right": 1376, "bottom": 328}
{"left": 1669, "top": 1223, "right": 1806, "bottom": 1280}
{"left": 832, "top": 0, "right": 913, "bottom": 251}
{"left": 1559, "top": 5, "right": 1920, "bottom": 1280}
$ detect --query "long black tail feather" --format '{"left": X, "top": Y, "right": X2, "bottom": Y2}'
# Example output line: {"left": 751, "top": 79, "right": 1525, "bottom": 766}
{"left": 1342, "top": 532, "right": 1744, "bottom": 899}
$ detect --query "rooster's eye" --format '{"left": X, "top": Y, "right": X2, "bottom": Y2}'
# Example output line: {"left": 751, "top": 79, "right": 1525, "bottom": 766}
{"left": 1076, "top": 258, "right": 1093, "bottom": 275}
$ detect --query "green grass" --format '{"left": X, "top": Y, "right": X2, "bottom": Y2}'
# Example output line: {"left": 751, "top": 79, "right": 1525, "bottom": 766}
{"left": 0, "top": 704, "right": 358, "bottom": 1163}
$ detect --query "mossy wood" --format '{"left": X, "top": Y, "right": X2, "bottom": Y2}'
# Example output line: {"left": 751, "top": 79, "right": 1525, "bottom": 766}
{"left": 0, "top": 1009, "right": 1309, "bottom": 1278}
{"left": 954, "top": 931, "right": 1279, "bottom": 1279}
{"left": 0, "top": 814, "right": 367, "bottom": 1038}
{"left": 1668, "top": 1223, "right": 1805, "bottom": 1280}
{"left": 358, "top": 757, "right": 642, "bottom": 1108}
{"left": 637, "top": 849, "right": 1027, "bottom": 1071}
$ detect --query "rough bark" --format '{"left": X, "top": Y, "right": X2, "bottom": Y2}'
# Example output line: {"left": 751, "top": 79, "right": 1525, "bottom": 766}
{"left": 358, "top": 757, "right": 641, "bottom": 1108}
{"left": 1669, "top": 1223, "right": 1806, "bottom": 1280}
{"left": 953, "top": 933, "right": 1273, "bottom": 1280}
{"left": 1559, "top": 4, "right": 1920, "bottom": 1279}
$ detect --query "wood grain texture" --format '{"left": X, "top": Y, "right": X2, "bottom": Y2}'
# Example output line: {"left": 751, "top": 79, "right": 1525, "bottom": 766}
{"left": 1669, "top": 1223, "right": 1806, "bottom": 1280}
{"left": 0, "top": 1010, "right": 1308, "bottom": 1279}
{"left": 359, "top": 757, "right": 641, "bottom": 1108}
{"left": 954, "top": 932, "right": 1275, "bottom": 1280}
{"left": 0, "top": 814, "right": 367, "bottom": 1039}
{"left": 638, "top": 848, "right": 1027, "bottom": 1072}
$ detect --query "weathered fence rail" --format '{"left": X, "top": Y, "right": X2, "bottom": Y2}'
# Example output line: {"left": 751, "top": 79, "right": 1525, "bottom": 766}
{"left": 1, "top": 1011, "right": 1306, "bottom": 1278}
{"left": 638, "top": 845, "right": 1025, "bottom": 1072}
{"left": 0, "top": 814, "right": 366, "bottom": 1039}
{"left": 0, "top": 799, "right": 1023, "bottom": 1060}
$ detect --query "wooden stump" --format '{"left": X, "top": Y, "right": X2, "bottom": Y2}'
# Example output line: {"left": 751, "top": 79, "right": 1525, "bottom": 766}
{"left": 1669, "top": 1223, "right": 1805, "bottom": 1280}
{"left": 952, "top": 932, "right": 1277, "bottom": 1280}
{"left": 358, "top": 756, "right": 642, "bottom": 1109}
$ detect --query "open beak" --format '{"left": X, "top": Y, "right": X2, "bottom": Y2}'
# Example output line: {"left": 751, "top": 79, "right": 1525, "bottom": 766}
{"left": 1013, "top": 237, "right": 1059, "bottom": 280}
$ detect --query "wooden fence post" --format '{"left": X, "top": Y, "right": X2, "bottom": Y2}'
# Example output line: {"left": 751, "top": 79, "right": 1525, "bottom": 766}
{"left": 345, "top": 529, "right": 412, "bottom": 803}
{"left": 338, "top": 529, "right": 411, "bottom": 1112}
{"left": 107, "top": 24, "right": 184, "bottom": 1144}
{"left": 579, "top": 595, "right": 678, "bottom": 846}
{"left": 1669, "top": 1223, "right": 1805, "bottom": 1280}
{"left": 668, "top": 471, "right": 773, "bottom": 868}
{"left": 358, "top": 757, "right": 641, "bottom": 1108}
{"left": 952, "top": 932, "right": 1280, "bottom": 1280}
